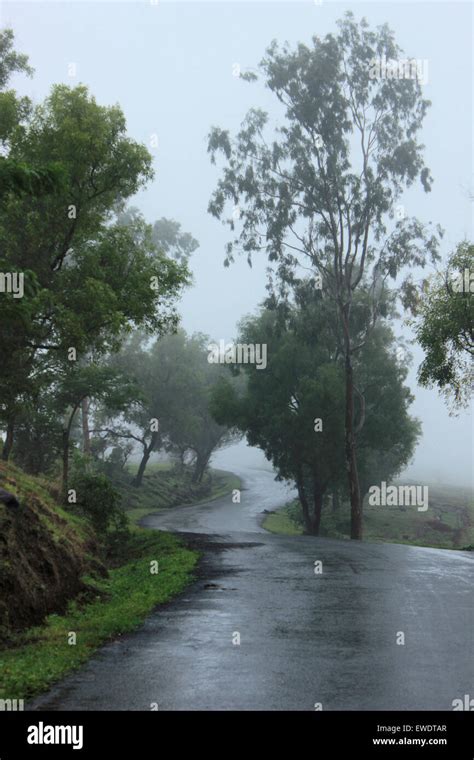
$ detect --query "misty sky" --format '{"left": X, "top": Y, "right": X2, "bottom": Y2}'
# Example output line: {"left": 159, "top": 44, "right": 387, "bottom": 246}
{"left": 3, "top": 0, "right": 472, "bottom": 486}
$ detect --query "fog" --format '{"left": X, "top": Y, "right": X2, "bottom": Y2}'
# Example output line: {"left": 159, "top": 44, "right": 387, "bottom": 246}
{"left": 5, "top": 0, "right": 472, "bottom": 487}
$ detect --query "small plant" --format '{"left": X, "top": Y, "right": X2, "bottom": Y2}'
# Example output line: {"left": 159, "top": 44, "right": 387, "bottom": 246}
{"left": 287, "top": 501, "right": 305, "bottom": 530}
{"left": 69, "top": 468, "right": 127, "bottom": 537}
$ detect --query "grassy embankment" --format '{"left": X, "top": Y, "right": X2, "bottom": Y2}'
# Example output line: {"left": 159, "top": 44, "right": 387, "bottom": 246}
{"left": 264, "top": 481, "right": 474, "bottom": 550}
{"left": 121, "top": 462, "right": 241, "bottom": 526}
{"left": 0, "top": 462, "right": 239, "bottom": 701}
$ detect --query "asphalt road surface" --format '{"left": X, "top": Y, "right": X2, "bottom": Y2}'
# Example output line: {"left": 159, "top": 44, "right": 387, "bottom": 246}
{"left": 29, "top": 465, "right": 474, "bottom": 711}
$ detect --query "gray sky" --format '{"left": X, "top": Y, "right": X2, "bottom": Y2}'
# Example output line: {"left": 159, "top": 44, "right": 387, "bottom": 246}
{"left": 3, "top": 0, "right": 472, "bottom": 486}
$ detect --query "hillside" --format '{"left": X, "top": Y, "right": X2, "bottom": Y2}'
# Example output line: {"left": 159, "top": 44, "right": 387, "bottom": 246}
{"left": 0, "top": 462, "right": 105, "bottom": 643}
{"left": 0, "top": 462, "right": 200, "bottom": 700}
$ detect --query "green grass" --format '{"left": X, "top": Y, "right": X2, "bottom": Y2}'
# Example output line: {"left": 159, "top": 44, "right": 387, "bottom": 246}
{"left": 0, "top": 461, "right": 241, "bottom": 699}
{"left": 0, "top": 461, "right": 243, "bottom": 700}
{"left": 0, "top": 460, "right": 90, "bottom": 543}
{"left": 263, "top": 482, "right": 474, "bottom": 550}
{"left": 122, "top": 465, "right": 241, "bottom": 527}
{"left": 0, "top": 529, "right": 198, "bottom": 700}
{"left": 263, "top": 509, "right": 303, "bottom": 536}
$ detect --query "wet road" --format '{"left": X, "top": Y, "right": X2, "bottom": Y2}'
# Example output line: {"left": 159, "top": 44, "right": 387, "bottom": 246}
{"left": 29, "top": 464, "right": 473, "bottom": 711}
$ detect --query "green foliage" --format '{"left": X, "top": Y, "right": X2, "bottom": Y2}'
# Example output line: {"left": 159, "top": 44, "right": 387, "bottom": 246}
{"left": 57, "top": 362, "right": 139, "bottom": 415}
{"left": 0, "top": 52, "right": 190, "bottom": 468}
{"left": 210, "top": 297, "right": 345, "bottom": 534}
{"left": 207, "top": 12, "right": 442, "bottom": 538}
{"left": 69, "top": 466, "right": 126, "bottom": 536}
{"left": 118, "top": 464, "right": 241, "bottom": 526}
{"left": 0, "top": 28, "right": 33, "bottom": 90}
{"left": 0, "top": 530, "right": 198, "bottom": 699}
{"left": 414, "top": 241, "right": 473, "bottom": 410}
{"left": 11, "top": 396, "right": 63, "bottom": 475}
{"left": 101, "top": 330, "right": 240, "bottom": 486}
{"left": 354, "top": 321, "right": 421, "bottom": 494}
{"left": 211, "top": 288, "right": 420, "bottom": 534}
{"left": 0, "top": 157, "right": 65, "bottom": 199}
{"left": 152, "top": 215, "right": 199, "bottom": 264}
{"left": 0, "top": 459, "right": 102, "bottom": 643}
{"left": 0, "top": 32, "right": 64, "bottom": 200}
{"left": 208, "top": 12, "right": 440, "bottom": 279}
{"left": 267, "top": 484, "right": 474, "bottom": 551}
{"left": 0, "top": 28, "right": 32, "bottom": 145}
{"left": 263, "top": 505, "right": 304, "bottom": 537}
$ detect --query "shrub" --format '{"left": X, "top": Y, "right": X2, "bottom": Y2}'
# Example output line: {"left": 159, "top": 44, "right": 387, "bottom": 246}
{"left": 69, "top": 470, "right": 127, "bottom": 536}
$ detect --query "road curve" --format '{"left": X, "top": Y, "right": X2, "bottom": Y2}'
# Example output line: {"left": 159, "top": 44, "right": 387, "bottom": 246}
{"left": 28, "top": 465, "right": 474, "bottom": 711}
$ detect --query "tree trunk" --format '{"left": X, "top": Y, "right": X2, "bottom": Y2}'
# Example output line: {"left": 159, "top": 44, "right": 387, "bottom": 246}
{"left": 133, "top": 448, "right": 151, "bottom": 488}
{"left": 1, "top": 419, "right": 14, "bottom": 461}
{"left": 345, "top": 352, "right": 363, "bottom": 539}
{"left": 310, "top": 479, "right": 323, "bottom": 536}
{"left": 192, "top": 451, "right": 210, "bottom": 484}
{"left": 61, "top": 406, "right": 78, "bottom": 502}
{"left": 132, "top": 431, "right": 159, "bottom": 488}
{"left": 296, "top": 469, "right": 313, "bottom": 534}
{"left": 331, "top": 489, "right": 340, "bottom": 513}
{"left": 81, "top": 397, "right": 91, "bottom": 454}
{"left": 61, "top": 428, "right": 70, "bottom": 501}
